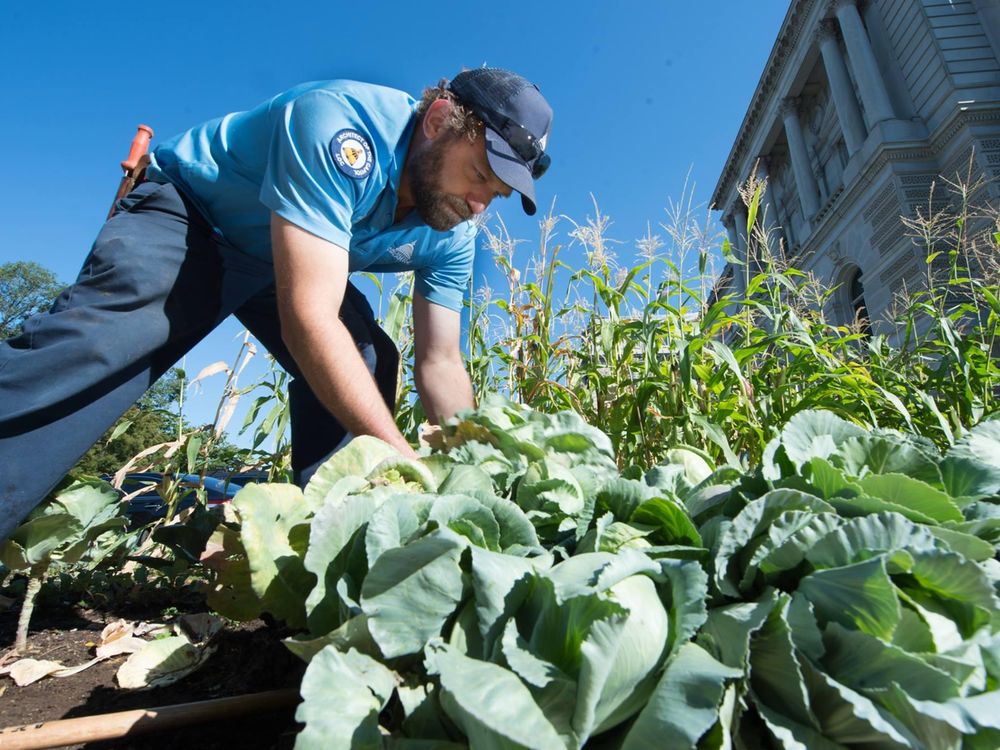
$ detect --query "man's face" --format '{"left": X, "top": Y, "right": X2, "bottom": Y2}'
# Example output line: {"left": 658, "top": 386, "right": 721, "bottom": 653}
{"left": 408, "top": 130, "right": 513, "bottom": 231}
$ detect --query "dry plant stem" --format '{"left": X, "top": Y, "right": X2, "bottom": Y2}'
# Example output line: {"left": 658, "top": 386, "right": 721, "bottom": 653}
{"left": 209, "top": 332, "right": 256, "bottom": 440}
{"left": 14, "top": 564, "right": 45, "bottom": 653}
{"left": 0, "top": 688, "right": 300, "bottom": 750}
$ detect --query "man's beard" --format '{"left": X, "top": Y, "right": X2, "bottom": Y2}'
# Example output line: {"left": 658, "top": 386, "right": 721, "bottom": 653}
{"left": 408, "top": 137, "right": 472, "bottom": 231}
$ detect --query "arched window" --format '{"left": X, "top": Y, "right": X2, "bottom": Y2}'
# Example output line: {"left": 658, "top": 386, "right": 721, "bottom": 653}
{"left": 849, "top": 267, "right": 870, "bottom": 335}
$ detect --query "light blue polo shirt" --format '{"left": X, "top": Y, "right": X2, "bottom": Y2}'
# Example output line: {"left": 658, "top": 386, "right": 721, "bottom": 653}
{"left": 147, "top": 80, "right": 476, "bottom": 312}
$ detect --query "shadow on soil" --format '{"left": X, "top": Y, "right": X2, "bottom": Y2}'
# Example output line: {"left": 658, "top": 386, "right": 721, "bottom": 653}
{"left": 74, "top": 625, "right": 305, "bottom": 750}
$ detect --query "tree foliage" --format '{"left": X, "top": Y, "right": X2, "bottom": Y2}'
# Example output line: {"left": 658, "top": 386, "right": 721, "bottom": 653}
{"left": 74, "top": 368, "right": 247, "bottom": 476}
{"left": 74, "top": 370, "right": 185, "bottom": 475}
{"left": 0, "top": 261, "right": 63, "bottom": 339}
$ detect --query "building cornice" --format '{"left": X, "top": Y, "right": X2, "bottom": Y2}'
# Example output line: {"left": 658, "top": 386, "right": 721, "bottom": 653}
{"left": 932, "top": 101, "right": 1000, "bottom": 154}
{"left": 711, "top": 0, "right": 817, "bottom": 209}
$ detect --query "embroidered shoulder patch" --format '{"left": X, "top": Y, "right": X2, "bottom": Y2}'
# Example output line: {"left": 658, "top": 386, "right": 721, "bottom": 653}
{"left": 387, "top": 242, "right": 414, "bottom": 263}
{"left": 330, "top": 129, "right": 374, "bottom": 179}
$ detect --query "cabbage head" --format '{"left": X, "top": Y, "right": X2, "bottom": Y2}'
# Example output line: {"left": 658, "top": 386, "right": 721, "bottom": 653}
{"left": 592, "top": 572, "right": 670, "bottom": 733}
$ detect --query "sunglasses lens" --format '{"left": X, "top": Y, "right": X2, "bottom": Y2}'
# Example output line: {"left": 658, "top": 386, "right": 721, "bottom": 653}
{"left": 474, "top": 104, "right": 548, "bottom": 178}
{"left": 506, "top": 126, "right": 550, "bottom": 178}
{"left": 505, "top": 125, "right": 537, "bottom": 163}
{"left": 532, "top": 153, "right": 551, "bottom": 179}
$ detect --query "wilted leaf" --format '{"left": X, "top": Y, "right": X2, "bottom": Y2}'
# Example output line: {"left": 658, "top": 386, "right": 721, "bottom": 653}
{"left": 116, "top": 636, "right": 215, "bottom": 689}
{"left": 177, "top": 613, "right": 224, "bottom": 644}
{"left": 189, "top": 360, "right": 229, "bottom": 386}
{"left": 3, "top": 659, "right": 68, "bottom": 686}
{"left": 95, "top": 620, "right": 144, "bottom": 658}
{"left": 95, "top": 637, "right": 147, "bottom": 659}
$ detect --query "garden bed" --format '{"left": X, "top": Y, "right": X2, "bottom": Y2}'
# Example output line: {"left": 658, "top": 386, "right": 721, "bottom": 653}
{"left": 0, "top": 601, "right": 304, "bottom": 749}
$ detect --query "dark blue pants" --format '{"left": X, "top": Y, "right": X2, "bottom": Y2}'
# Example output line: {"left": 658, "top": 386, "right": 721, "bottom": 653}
{"left": 0, "top": 181, "right": 398, "bottom": 540}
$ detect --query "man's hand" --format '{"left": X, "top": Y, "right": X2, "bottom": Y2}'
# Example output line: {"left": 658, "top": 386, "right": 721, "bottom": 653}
{"left": 412, "top": 291, "right": 474, "bottom": 424}
{"left": 271, "top": 214, "right": 417, "bottom": 457}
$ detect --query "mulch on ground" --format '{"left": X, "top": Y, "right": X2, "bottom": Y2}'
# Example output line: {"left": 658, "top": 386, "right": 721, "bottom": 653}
{"left": 0, "top": 598, "right": 306, "bottom": 749}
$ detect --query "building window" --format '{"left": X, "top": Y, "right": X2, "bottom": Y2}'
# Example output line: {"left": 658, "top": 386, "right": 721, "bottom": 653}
{"left": 849, "top": 267, "right": 870, "bottom": 335}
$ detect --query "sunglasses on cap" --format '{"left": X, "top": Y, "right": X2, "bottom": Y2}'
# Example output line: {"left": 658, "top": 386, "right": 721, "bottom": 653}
{"left": 467, "top": 103, "right": 551, "bottom": 179}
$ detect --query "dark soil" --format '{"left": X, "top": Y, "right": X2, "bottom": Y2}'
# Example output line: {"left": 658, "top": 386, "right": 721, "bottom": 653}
{"left": 0, "top": 590, "right": 306, "bottom": 749}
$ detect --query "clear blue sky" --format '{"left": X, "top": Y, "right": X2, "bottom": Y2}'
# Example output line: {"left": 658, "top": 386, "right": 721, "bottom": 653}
{"left": 0, "top": 1, "right": 788, "bottom": 444}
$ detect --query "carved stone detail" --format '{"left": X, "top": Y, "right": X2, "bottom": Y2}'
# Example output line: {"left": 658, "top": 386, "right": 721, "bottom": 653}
{"left": 780, "top": 97, "right": 801, "bottom": 118}
{"left": 816, "top": 18, "right": 839, "bottom": 44}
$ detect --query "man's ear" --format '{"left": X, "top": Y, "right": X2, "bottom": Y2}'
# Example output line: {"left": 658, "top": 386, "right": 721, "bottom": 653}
{"left": 421, "top": 98, "right": 452, "bottom": 140}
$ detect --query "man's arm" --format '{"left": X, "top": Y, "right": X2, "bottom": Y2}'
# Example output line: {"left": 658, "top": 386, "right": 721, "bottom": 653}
{"left": 412, "top": 291, "right": 475, "bottom": 425}
{"left": 271, "top": 214, "right": 416, "bottom": 457}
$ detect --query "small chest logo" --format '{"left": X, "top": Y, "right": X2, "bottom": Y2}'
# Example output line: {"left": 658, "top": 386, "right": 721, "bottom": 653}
{"left": 387, "top": 242, "right": 414, "bottom": 263}
{"left": 331, "top": 129, "right": 373, "bottom": 179}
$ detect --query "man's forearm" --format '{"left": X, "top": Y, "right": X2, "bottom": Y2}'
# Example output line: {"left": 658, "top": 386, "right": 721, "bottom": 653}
{"left": 414, "top": 356, "right": 474, "bottom": 425}
{"left": 283, "top": 314, "right": 415, "bottom": 456}
{"left": 270, "top": 214, "right": 413, "bottom": 456}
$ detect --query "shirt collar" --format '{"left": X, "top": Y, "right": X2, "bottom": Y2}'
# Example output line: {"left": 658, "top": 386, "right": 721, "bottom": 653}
{"left": 384, "top": 107, "right": 418, "bottom": 212}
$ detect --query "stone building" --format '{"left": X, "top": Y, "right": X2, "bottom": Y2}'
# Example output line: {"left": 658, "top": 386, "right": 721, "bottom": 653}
{"left": 712, "top": 0, "right": 1000, "bottom": 334}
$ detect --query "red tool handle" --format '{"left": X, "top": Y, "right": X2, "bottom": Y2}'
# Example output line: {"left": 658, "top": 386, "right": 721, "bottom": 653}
{"left": 121, "top": 124, "right": 154, "bottom": 172}
{"left": 107, "top": 124, "right": 155, "bottom": 219}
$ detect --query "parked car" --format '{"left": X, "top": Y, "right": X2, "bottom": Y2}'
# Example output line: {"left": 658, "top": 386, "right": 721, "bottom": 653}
{"left": 102, "top": 472, "right": 239, "bottom": 526}
{"left": 209, "top": 469, "right": 290, "bottom": 493}
{"left": 218, "top": 470, "right": 270, "bottom": 491}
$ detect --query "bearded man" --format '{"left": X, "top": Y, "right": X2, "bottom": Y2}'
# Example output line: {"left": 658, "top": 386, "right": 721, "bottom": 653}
{"left": 0, "top": 67, "right": 553, "bottom": 538}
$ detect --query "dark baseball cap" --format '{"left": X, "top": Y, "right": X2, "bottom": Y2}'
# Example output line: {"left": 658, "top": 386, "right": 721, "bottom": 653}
{"left": 447, "top": 68, "right": 552, "bottom": 216}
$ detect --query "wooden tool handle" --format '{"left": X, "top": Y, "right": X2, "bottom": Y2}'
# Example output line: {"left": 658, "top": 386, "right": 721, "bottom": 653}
{"left": 120, "top": 124, "right": 154, "bottom": 172}
{"left": 0, "top": 688, "right": 299, "bottom": 750}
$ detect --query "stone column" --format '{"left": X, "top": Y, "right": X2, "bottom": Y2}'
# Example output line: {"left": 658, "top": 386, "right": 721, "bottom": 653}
{"left": 753, "top": 160, "right": 774, "bottom": 230}
{"left": 816, "top": 19, "right": 867, "bottom": 156}
{"left": 780, "top": 97, "right": 821, "bottom": 219}
{"left": 754, "top": 159, "right": 786, "bottom": 260}
{"left": 733, "top": 203, "right": 749, "bottom": 255}
{"left": 722, "top": 212, "right": 740, "bottom": 255}
{"left": 721, "top": 213, "right": 746, "bottom": 297}
{"left": 734, "top": 202, "right": 751, "bottom": 294}
{"left": 833, "top": 0, "right": 896, "bottom": 127}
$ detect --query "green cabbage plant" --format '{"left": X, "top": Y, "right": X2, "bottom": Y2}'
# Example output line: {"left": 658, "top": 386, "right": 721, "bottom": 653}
{"left": 1, "top": 479, "right": 126, "bottom": 652}
{"left": 199, "top": 400, "right": 1000, "bottom": 748}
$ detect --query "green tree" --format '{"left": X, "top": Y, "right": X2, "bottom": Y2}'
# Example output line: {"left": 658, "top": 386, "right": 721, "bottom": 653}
{"left": 75, "top": 369, "right": 185, "bottom": 475}
{"left": 0, "top": 261, "right": 63, "bottom": 339}
{"left": 74, "top": 368, "right": 253, "bottom": 476}
{"left": 201, "top": 436, "right": 254, "bottom": 474}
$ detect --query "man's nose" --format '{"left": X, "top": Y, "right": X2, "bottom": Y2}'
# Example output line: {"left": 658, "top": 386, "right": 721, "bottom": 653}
{"left": 466, "top": 196, "right": 488, "bottom": 215}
